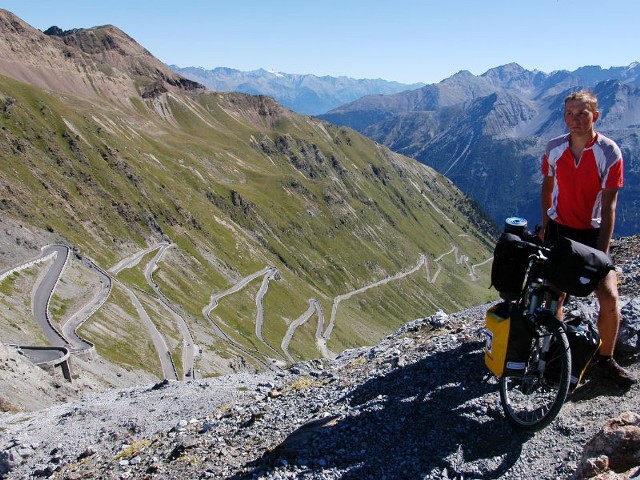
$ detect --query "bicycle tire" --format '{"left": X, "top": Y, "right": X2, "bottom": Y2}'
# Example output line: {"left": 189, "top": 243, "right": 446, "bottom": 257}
{"left": 499, "top": 312, "right": 571, "bottom": 432}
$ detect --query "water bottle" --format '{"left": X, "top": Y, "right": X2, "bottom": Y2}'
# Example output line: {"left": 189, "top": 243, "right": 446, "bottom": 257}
{"left": 504, "top": 217, "right": 528, "bottom": 237}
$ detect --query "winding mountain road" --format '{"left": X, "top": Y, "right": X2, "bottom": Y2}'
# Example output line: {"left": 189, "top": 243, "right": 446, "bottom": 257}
{"left": 107, "top": 243, "right": 181, "bottom": 381}
{"left": 0, "top": 245, "right": 91, "bottom": 367}
{"left": 60, "top": 255, "right": 109, "bottom": 352}
{"left": 143, "top": 243, "right": 196, "bottom": 379}
{"left": 29, "top": 245, "right": 70, "bottom": 348}
{"left": 202, "top": 266, "right": 283, "bottom": 371}
{"left": 2, "top": 239, "right": 492, "bottom": 375}
{"left": 281, "top": 299, "right": 323, "bottom": 363}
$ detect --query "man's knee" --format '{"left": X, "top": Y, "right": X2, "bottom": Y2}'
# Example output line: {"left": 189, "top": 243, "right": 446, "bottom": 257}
{"left": 596, "top": 271, "right": 619, "bottom": 299}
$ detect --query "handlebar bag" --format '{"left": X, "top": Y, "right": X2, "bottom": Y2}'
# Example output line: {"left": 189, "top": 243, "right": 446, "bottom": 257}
{"left": 491, "top": 233, "right": 532, "bottom": 301}
{"left": 543, "top": 237, "right": 614, "bottom": 297}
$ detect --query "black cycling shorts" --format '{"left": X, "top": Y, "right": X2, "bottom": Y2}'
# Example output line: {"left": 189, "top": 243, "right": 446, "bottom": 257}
{"left": 544, "top": 219, "right": 600, "bottom": 249}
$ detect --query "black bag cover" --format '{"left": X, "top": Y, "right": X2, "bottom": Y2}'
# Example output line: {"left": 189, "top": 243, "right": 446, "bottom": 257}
{"left": 491, "top": 233, "right": 530, "bottom": 301}
{"left": 565, "top": 317, "right": 601, "bottom": 388}
{"left": 543, "top": 237, "right": 614, "bottom": 297}
{"left": 546, "top": 316, "right": 601, "bottom": 390}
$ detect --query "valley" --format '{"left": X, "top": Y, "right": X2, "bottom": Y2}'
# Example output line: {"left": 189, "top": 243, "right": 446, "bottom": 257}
{"left": 319, "top": 64, "right": 640, "bottom": 237}
{"left": 1, "top": 234, "right": 492, "bottom": 384}
{"left": 0, "top": 9, "right": 497, "bottom": 408}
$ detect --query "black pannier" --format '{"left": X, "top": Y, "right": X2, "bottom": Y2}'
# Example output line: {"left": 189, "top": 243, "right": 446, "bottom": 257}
{"left": 545, "top": 316, "right": 601, "bottom": 390}
{"left": 543, "top": 237, "right": 614, "bottom": 297}
{"left": 491, "top": 232, "right": 536, "bottom": 301}
{"left": 565, "top": 316, "right": 601, "bottom": 388}
{"left": 502, "top": 305, "right": 535, "bottom": 375}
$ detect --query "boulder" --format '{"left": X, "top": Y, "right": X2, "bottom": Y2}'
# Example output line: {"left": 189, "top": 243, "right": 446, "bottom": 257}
{"left": 574, "top": 411, "right": 640, "bottom": 479}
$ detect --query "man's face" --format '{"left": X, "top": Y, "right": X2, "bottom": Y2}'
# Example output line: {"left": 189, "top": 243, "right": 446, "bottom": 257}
{"left": 564, "top": 99, "right": 599, "bottom": 137}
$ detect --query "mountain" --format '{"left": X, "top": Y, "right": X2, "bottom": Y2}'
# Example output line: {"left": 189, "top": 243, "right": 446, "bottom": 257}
{"left": 0, "top": 9, "right": 496, "bottom": 403}
{"left": 320, "top": 63, "right": 640, "bottom": 237}
{"left": 170, "top": 65, "right": 425, "bottom": 115}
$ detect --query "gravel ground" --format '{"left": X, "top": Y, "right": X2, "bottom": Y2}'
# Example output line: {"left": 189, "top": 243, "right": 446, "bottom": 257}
{"left": 1, "top": 236, "right": 639, "bottom": 480}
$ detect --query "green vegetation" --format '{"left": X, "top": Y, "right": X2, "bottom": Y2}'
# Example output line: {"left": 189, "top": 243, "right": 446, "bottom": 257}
{"left": 49, "top": 293, "right": 71, "bottom": 319}
{"left": 0, "top": 71, "right": 497, "bottom": 377}
{"left": 78, "top": 285, "right": 162, "bottom": 377}
{"left": 0, "top": 272, "right": 18, "bottom": 296}
{"left": 115, "top": 250, "right": 160, "bottom": 296}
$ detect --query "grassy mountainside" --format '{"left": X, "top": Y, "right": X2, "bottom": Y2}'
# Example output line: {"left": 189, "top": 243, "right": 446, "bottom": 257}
{"left": 0, "top": 11, "right": 497, "bottom": 384}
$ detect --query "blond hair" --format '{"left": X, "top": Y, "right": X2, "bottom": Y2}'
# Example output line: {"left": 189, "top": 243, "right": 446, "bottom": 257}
{"left": 565, "top": 90, "right": 598, "bottom": 112}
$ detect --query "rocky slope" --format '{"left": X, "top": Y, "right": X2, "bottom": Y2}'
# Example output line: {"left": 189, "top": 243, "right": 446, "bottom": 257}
{"left": 0, "top": 10, "right": 202, "bottom": 106}
{"left": 1, "top": 235, "right": 638, "bottom": 479}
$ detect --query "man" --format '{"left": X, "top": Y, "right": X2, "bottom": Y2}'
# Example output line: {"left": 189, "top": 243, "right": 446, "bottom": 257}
{"left": 539, "top": 90, "right": 636, "bottom": 388}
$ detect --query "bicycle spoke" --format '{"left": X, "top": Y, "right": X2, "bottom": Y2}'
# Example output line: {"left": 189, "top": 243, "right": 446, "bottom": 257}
{"left": 499, "top": 318, "right": 570, "bottom": 432}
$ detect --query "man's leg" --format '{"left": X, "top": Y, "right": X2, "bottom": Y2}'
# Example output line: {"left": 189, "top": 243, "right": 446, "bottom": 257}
{"left": 554, "top": 293, "right": 566, "bottom": 321}
{"left": 592, "top": 270, "right": 636, "bottom": 387}
{"left": 596, "top": 270, "right": 620, "bottom": 356}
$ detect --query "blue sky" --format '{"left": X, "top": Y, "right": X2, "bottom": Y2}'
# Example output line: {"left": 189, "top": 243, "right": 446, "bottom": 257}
{"left": 2, "top": 0, "right": 639, "bottom": 85}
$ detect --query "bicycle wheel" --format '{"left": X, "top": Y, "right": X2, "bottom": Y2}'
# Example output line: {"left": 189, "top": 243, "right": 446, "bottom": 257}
{"left": 499, "top": 313, "right": 571, "bottom": 432}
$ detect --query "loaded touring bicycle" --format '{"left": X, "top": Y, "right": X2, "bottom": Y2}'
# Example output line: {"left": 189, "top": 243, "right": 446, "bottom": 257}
{"left": 484, "top": 217, "right": 612, "bottom": 431}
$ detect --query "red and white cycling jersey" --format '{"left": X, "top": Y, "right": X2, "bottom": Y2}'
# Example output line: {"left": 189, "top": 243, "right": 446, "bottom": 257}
{"left": 541, "top": 132, "right": 624, "bottom": 229}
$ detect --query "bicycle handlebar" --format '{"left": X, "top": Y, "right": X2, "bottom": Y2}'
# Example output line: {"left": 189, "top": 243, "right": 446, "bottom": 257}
{"left": 507, "top": 233, "right": 551, "bottom": 258}
{"left": 516, "top": 238, "right": 551, "bottom": 256}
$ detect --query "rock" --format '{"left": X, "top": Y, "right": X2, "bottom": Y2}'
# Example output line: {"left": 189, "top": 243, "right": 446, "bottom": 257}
{"left": 0, "top": 448, "right": 19, "bottom": 476}
{"left": 77, "top": 446, "right": 96, "bottom": 460}
{"left": 618, "top": 298, "right": 640, "bottom": 354}
{"left": 574, "top": 411, "right": 640, "bottom": 479}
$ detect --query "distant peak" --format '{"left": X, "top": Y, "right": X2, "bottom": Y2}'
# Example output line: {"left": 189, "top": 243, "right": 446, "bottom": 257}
{"left": 484, "top": 63, "right": 526, "bottom": 75}
{"left": 442, "top": 70, "right": 477, "bottom": 83}
{"left": 41, "top": 23, "right": 151, "bottom": 58}
{"left": 42, "top": 25, "right": 65, "bottom": 36}
{"left": 453, "top": 70, "right": 475, "bottom": 77}
{"left": 502, "top": 62, "right": 525, "bottom": 70}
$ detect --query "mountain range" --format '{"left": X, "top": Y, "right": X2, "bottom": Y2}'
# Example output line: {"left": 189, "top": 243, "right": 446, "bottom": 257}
{"left": 170, "top": 65, "right": 424, "bottom": 115}
{"left": 0, "top": 10, "right": 638, "bottom": 479}
{"left": 319, "top": 63, "right": 640, "bottom": 237}
{"left": 0, "top": 9, "right": 495, "bottom": 400}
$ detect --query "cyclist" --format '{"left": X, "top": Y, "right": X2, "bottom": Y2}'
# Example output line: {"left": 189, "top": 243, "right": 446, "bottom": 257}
{"left": 538, "top": 90, "right": 636, "bottom": 389}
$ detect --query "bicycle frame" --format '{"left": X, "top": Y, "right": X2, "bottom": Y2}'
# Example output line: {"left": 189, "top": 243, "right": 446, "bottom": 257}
{"left": 492, "top": 225, "right": 573, "bottom": 431}
{"left": 519, "top": 253, "right": 565, "bottom": 379}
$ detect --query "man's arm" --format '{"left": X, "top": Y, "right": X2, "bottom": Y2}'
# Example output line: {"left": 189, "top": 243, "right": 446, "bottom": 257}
{"left": 598, "top": 187, "right": 619, "bottom": 253}
{"left": 539, "top": 175, "right": 555, "bottom": 241}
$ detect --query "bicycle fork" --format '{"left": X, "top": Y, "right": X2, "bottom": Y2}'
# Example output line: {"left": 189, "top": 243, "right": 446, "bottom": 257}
{"left": 527, "top": 281, "right": 560, "bottom": 378}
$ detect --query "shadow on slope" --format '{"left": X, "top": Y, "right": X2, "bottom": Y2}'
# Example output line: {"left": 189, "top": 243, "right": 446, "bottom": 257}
{"left": 234, "top": 342, "right": 530, "bottom": 479}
